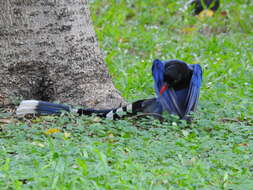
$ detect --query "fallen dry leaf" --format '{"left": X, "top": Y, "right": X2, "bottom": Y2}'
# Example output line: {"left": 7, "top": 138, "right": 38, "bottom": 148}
{"left": 181, "top": 27, "right": 197, "bottom": 34}
{"left": 238, "top": 143, "right": 248, "bottom": 147}
{"left": 0, "top": 94, "right": 5, "bottom": 103}
{"left": 220, "top": 11, "right": 228, "bottom": 17}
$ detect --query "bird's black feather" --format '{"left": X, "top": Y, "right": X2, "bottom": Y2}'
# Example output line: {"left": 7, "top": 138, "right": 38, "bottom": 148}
{"left": 163, "top": 60, "right": 193, "bottom": 90}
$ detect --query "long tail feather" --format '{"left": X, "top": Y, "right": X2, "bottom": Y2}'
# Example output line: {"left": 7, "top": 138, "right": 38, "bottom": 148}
{"left": 16, "top": 100, "right": 71, "bottom": 116}
{"left": 16, "top": 98, "right": 163, "bottom": 120}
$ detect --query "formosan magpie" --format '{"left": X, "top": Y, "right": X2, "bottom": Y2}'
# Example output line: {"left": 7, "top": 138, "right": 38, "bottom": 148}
{"left": 16, "top": 59, "right": 202, "bottom": 120}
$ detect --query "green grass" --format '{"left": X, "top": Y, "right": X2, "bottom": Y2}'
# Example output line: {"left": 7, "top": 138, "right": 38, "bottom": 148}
{"left": 1, "top": 0, "right": 253, "bottom": 189}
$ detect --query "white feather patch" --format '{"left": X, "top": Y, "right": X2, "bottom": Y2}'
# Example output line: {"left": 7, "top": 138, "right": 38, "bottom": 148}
{"left": 16, "top": 108, "right": 37, "bottom": 116}
{"left": 126, "top": 104, "right": 132, "bottom": 113}
{"left": 115, "top": 107, "right": 125, "bottom": 117}
{"left": 19, "top": 100, "right": 39, "bottom": 108}
{"left": 106, "top": 111, "right": 114, "bottom": 120}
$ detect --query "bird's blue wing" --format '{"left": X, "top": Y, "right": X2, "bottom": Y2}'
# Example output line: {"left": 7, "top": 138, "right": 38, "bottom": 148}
{"left": 183, "top": 64, "right": 202, "bottom": 117}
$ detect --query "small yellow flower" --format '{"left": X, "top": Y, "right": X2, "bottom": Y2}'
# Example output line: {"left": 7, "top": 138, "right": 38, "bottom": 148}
{"left": 44, "top": 128, "right": 61, "bottom": 135}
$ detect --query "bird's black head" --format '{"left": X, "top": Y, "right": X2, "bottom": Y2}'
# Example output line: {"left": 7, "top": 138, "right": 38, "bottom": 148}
{"left": 164, "top": 60, "right": 192, "bottom": 86}
{"left": 159, "top": 60, "right": 192, "bottom": 95}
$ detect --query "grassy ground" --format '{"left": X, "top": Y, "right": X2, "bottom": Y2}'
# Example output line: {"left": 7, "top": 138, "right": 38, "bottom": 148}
{"left": 1, "top": 0, "right": 253, "bottom": 189}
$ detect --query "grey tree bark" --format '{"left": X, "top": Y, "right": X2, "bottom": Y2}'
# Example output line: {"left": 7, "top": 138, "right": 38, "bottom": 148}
{"left": 0, "top": 0, "right": 124, "bottom": 109}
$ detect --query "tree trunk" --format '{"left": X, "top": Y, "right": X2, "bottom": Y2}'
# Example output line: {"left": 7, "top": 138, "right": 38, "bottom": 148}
{"left": 0, "top": 0, "right": 124, "bottom": 109}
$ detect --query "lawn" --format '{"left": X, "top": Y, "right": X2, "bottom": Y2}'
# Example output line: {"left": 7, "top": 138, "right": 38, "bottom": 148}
{"left": 0, "top": 0, "right": 253, "bottom": 189}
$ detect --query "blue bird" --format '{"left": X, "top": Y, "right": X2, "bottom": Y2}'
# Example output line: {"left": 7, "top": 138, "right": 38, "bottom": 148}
{"left": 152, "top": 59, "right": 202, "bottom": 120}
{"left": 16, "top": 59, "right": 202, "bottom": 120}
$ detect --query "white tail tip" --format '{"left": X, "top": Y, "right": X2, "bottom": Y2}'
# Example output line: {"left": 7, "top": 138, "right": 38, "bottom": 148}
{"left": 16, "top": 100, "right": 39, "bottom": 116}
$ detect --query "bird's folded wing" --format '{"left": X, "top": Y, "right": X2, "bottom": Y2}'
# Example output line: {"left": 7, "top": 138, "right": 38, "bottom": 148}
{"left": 184, "top": 64, "right": 202, "bottom": 116}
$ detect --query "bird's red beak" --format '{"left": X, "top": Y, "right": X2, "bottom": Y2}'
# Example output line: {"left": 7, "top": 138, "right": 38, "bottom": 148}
{"left": 160, "top": 83, "right": 168, "bottom": 95}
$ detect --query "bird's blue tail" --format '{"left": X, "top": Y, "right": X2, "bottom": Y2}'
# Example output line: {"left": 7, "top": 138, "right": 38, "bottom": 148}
{"left": 16, "top": 100, "right": 71, "bottom": 116}
{"left": 16, "top": 98, "right": 163, "bottom": 120}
